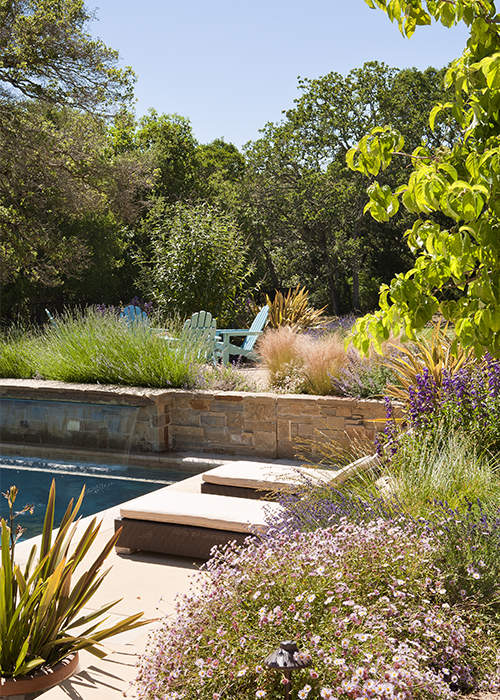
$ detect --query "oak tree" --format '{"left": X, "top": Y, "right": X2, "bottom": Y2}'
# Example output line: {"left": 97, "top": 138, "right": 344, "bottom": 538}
{"left": 0, "top": 0, "right": 138, "bottom": 289}
{"left": 242, "top": 62, "right": 450, "bottom": 313}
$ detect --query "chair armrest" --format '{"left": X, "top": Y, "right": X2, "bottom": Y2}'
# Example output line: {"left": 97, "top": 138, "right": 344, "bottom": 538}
{"left": 217, "top": 330, "right": 263, "bottom": 337}
{"left": 162, "top": 334, "right": 178, "bottom": 342}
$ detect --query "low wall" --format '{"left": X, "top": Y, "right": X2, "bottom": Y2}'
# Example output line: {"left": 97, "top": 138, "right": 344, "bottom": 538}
{"left": 0, "top": 380, "right": 398, "bottom": 461}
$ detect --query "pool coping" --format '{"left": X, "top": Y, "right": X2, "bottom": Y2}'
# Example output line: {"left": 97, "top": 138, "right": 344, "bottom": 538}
{"left": 0, "top": 440, "right": 231, "bottom": 472}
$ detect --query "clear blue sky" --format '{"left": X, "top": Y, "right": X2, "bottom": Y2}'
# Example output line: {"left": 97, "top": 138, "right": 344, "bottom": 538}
{"left": 90, "top": 1, "right": 469, "bottom": 149}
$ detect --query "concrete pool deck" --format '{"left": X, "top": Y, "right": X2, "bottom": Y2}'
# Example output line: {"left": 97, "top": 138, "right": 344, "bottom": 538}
{"left": 12, "top": 458, "right": 302, "bottom": 700}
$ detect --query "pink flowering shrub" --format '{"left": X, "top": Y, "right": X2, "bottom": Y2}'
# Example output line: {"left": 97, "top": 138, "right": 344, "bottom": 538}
{"left": 136, "top": 519, "right": 500, "bottom": 699}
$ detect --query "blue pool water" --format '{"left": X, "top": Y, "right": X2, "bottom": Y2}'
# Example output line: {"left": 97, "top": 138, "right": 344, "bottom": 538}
{"left": 0, "top": 455, "right": 186, "bottom": 540}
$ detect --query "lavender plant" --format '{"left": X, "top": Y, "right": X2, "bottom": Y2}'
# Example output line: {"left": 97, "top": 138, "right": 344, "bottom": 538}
{"left": 0, "top": 307, "right": 203, "bottom": 388}
{"left": 424, "top": 498, "right": 500, "bottom": 611}
{"left": 0, "top": 323, "right": 37, "bottom": 379}
{"left": 263, "top": 478, "right": 401, "bottom": 538}
{"left": 195, "top": 360, "right": 259, "bottom": 392}
{"left": 329, "top": 349, "right": 395, "bottom": 399}
{"left": 136, "top": 520, "right": 500, "bottom": 700}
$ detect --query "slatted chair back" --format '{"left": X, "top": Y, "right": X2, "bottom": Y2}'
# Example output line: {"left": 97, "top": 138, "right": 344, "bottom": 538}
{"left": 120, "top": 305, "right": 148, "bottom": 327}
{"left": 181, "top": 311, "right": 218, "bottom": 359}
{"left": 240, "top": 305, "right": 269, "bottom": 352}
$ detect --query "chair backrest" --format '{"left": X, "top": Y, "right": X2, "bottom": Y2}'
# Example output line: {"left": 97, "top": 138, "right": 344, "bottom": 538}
{"left": 45, "top": 309, "right": 57, "bottom": 327}
{"left": 241, "top": 305, "right": 269, "bottom": 352}
{"left": 120, "top": 305, "right": 148, "bottom": 327}
{"left": 181, "top": 311, "right": 217, "bottom": 357}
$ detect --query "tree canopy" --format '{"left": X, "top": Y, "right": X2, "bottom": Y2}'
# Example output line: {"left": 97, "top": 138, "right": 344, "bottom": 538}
{"left": 349, "top": 0, "right": 500, "bottom": 357}
{"left": 2, "top": 0, "right": 473, "bottom": 328}
{"left": 242, "top": 62, "right": 451, "bottom": 314}
{"left": 0, "top": 0, "right": 141, "bottom": 291}
{"left": 0, "top": 0, "right": 134, "bottom": 111}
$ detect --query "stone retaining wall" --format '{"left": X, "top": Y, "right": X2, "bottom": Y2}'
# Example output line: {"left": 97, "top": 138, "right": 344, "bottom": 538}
{"left": 0, "top": 380, "right": 399, "bottom": 460}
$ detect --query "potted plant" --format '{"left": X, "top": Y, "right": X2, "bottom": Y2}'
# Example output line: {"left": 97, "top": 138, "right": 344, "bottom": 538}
{"left": 0, "top": 481, "right": 148, "bottom": 696}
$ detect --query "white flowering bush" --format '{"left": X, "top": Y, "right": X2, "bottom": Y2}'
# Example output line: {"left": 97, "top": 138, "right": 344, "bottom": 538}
{"left": 136, "top": 519, "right": 500, "bottom": 699}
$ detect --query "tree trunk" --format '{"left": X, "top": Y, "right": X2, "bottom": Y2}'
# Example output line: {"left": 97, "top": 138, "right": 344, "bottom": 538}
{"left": 327, "top": 269, "right": 339, "bottom": 315}
{"left": 318, "top": 228, "right": 340, "bottom": 315}
{"left": 260, "top": 243, "right": 280, "bottom": 289}
{"left": 352, "top": 254, "right": 360, "bottom": 312}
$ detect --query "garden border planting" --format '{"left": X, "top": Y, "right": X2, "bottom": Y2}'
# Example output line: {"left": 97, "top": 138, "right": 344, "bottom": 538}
{"left": 0, "top": 379, "right": 397, "bottom": 460}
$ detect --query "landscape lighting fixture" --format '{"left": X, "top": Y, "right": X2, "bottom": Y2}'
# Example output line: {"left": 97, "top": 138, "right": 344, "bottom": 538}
{"left": 264, "top": 640, "right": 312, "bottom": 700}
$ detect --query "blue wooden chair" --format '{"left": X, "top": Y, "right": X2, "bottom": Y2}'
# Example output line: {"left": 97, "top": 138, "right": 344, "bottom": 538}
{"left": 216, "top": 306, "right": 269, "bottom": 364}
{"left": 120, "top": 305, "right": 148, "bottom": 327}
{"left": 181, "top": 311, "right": 216, "bottom": 342}
{"left": 163, "top": 311, "right": 218, "bottom": 361}
{"left": 181, "top": 311, "right": 218, "bottom": 361}
{"left": 45, "top": 309, "right": 57, "bottom": 327}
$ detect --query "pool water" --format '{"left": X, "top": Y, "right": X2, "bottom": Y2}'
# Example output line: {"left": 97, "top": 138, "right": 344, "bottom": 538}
{"left": 0, "top": 455, "right": 187, "bottom": 541}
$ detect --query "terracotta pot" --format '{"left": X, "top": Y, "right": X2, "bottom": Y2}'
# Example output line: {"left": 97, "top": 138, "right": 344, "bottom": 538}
{"left": 0, "top": 652, "right": 79, "bottom": 697}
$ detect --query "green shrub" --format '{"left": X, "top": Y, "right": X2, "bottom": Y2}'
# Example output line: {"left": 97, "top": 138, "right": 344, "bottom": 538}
{"left": 138, "top": 202, "right": 249, "bottom": 326}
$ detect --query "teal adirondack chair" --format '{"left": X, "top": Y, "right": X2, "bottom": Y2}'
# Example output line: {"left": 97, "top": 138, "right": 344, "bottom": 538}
{"left": 164, "top": 310, "right": 218, "bottom": 361}
{"left": 181, "top": 311, "right": 216, "bottom": 342}
{"left": 120, "top": 305, "right": 148, "bottom": 326}
{"left": 216, "top": 306, "right": 269, "bottom": 364}
{"left": 45, "top": 309, "right": 57, "bottom": 327}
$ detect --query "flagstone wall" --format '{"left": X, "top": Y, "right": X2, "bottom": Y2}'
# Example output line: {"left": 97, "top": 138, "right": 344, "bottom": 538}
{"left": 0, "top": 380, "right": 399, "bottom": 461}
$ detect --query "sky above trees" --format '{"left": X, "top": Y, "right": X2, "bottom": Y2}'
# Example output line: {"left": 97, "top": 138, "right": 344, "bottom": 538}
{"left": 90, "top": 0, "right": 469, "bottom": 147}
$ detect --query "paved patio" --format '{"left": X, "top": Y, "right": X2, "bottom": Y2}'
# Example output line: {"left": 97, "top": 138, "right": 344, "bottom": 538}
{"left": 12, "top": 457, "right": 301, "bottom": 699}
{"left": 14, "top": 475, "right": 209, "bottom": 699}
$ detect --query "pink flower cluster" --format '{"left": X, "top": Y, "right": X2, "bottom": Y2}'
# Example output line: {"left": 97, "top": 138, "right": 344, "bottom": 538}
{"left": 135, "top": 519, "right": 500, "bottom": 699}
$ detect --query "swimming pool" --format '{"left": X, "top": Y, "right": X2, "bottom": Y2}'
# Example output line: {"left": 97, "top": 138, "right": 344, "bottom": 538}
{"left": 0, "top": 455, "right": 187, "bottom": 540}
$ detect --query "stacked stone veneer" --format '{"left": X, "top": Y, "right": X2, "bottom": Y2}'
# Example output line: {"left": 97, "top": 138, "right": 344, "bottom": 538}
{"left": 0, "top": 380, "right": 398, "bottom": 460}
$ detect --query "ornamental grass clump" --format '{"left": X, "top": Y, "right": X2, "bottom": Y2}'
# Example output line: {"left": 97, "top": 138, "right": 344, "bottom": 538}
{"left": 377, "top": 424, "right": 500, "bottom": 516}
{"left": 257, "top": 326, "right": 394, "bottom": 397}
{"left": 136, "top": 519, "right": 500, "bottom": 700}
{"left": 257, "top": 327, "right": 306, "bottom": 393}
{"left": 300, "top": 335, "right": 349, "bottom": 395}
{"left": 4, "top": 307, "right": 206, "bottom": 389}
{"left": 265, "top": 285, "right": 327, "bottom": 332}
